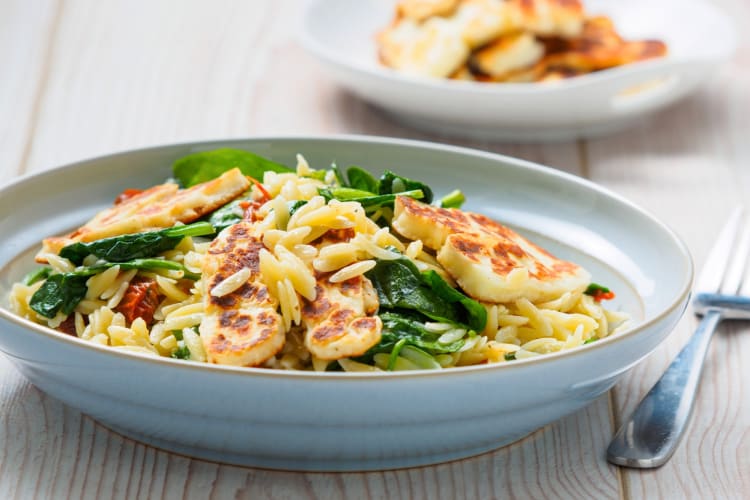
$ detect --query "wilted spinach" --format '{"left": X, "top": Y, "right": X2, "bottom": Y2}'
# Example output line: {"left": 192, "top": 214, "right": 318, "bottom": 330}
{"left": 365, "top": 257, "right": 486, "bottom": 332}
{"left": 59, "top": 222, "right": 214, "bottom": 265}
{"left": 29, "top": 258, "right": 199, "bottom": 318}
{"left": 172, "top": 148, "right": 291, "bottom": 187}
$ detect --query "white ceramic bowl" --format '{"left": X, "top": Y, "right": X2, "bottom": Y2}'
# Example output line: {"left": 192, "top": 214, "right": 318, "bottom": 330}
{"left": 300, "top": 0, "right": 737, "bottom": 141}
{"left": 0, "top": 136, "right": 691, "bottom": 471}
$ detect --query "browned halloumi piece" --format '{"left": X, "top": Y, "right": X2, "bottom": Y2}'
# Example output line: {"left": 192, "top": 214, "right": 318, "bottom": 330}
{"left": 38, "top": 168, "right": 250, "bottom": 261}
{"left": 301, "top": 274, "right": 382, "bottom": 361}
{"left": 469, "top": 31, "right": 544, "bottom": 79}
{"left": 510, "top": 0, "right": 585, "bottom": 38}
{"left": 537, "top": 17, "right": 667, "bottom": 72}
{"left": 377, "top": 15, "right": 469, "bottom": 78}
{"left": 199, "top": 221, "right": 285, "bottom": 366}
{"left": 392, "top": 196, "right": 591, "bottom": 303}
{"left": 452, "top": 0, "right": 519, "bottom": 48}
{"left": 397, "top": 0, "right": 460, "bottom": 22}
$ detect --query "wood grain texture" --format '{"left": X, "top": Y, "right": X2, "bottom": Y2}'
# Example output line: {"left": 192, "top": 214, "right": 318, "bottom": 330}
{"left": 0, "top": 0, "right": 747, "bottom": 498}
{"left": 0, "top": 0, "right": 61, "bottom": 176}
{"left": 585, "top": 0, "right": 750, "bottom": 497}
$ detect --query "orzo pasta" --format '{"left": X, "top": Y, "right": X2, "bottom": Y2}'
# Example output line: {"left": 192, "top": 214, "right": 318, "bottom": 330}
{"left": 8, "top": 148, "right": 630, "bottom": 371}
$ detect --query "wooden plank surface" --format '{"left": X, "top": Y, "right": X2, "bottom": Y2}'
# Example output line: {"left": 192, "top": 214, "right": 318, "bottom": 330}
{"left": 584, "top": 0, "right": 750, "bottom": 497}
{"left": 0, "top": 0, "right": 747, "bottom": 498}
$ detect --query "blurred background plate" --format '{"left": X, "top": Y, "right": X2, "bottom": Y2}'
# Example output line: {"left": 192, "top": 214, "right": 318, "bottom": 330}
{"left": 300, "top": 0, "right": 737, "bottom": 141}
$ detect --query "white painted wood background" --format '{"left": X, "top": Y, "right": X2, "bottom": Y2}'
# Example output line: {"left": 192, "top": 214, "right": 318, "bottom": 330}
{"left": 0, "top": 1, "right": 748, "bottom": 498}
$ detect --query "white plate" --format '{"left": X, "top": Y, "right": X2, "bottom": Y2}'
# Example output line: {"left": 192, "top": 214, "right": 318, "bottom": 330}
{"left": 0, "top": 136, "right": 692, "bottom": 470}
{"left": 300, "top": 0, "right": 737, "bottom": 141}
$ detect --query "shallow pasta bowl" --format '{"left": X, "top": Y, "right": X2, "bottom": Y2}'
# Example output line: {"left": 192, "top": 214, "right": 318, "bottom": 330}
{"left": 0, "top": 136, "right": 691, "bottom": 471}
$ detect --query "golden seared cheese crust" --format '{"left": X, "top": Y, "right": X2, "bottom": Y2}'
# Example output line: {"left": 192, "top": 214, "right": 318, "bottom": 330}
{"left": 452, "top": 0, "right": 518, "bottom": 49}
{"left": 469, "top": 31, "right": 544, "bottom": 78}
{"left": 392, "top": 196, "right": 590, "bottom": 303}
{"left": 397, "top": 0, "right": 460, "bottom": 22}
{"left": 377, "top": 16, "right": 469, "bottom": 77}
{"left": 38, "top": 168, "right": 250, "bottom": 261}
{"left": 200, "top": 221, "right": 285, "bottom": 367}
{"left": 302, "top": 273, "right": 382, "bottom": 361}
{"left": 540, "top": 16, "right": 667, "bottom": 71}
{"left": 510, "top": 0, "right": 585, "bottom": 38}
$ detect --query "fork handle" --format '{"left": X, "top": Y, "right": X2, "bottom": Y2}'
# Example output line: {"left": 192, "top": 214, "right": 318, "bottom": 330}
{"left": 606, "top": 309, "right": 722, "bottom": 468}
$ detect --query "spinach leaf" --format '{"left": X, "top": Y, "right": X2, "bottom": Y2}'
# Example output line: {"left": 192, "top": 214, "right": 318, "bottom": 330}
{"left": 378, "top": 171, "right": 434, "bottom": 204}
{"left": 354, "top": 311, "right": 466, "bottom": 368}
{"left": 23, "top": 267, "right": 52, "bottom": 286}
{"left": 59, "top": 222, "right": 215, "bottom": 265}
{"left": 345, "top": 166, "right": 379, "bottom": 193}
{"left": 86, "top": 258, "right": 201, "bottom": 280}
{"left": 288, "top": 200, "right": 307, "bottom": 216}
{"left": 29, "top": 273, "right": 89, "bottom": 318}
{"left": 439, "top": 189, "right": 465, "bottom": 209}
{"left": 29, "top": 258, "right": 200, "bottom": 318}
{"left": 421, "top": 270, "right": 486, "bottom": 332}
{"left": 585, "top": 283, "right": 610, "bottom": 295}
{"left": 172, "top": 343, "right": 191, "bottom": 359}
{"left": 378, "top": 312, "right": 466, "bottom": 353}
{"left": 319, "top": 187, "right": 425, "bottom": 211}
{"left": 173, "top": 148, "right": 291, "bottom": 187}
{"left": 208, "top": 199, "right": 247, "bottom": 233}
{"left": 365, "top": 257, "right": 486, "bottom": 331}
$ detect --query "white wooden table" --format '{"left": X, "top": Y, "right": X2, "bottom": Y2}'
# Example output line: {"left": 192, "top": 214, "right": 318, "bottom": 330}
{"left": 1, "top": 1, "right": 748, "bottom": 498}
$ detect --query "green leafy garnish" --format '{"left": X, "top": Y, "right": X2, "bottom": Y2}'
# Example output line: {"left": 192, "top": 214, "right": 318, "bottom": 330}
{"left": 387, "top": 337, "right": 408, "bottom": 371}
{"left": 345, "top": 166, "right": 379, "bottom": 193}
{"left": 585, "top": 283, "right": 610, "bottom": 295}
{"left": 319, "top": 187, "right": 424, "bottom": 211}
{"left": 439, "top": 189, "right": 466, "bottom": 209}
{"left": 504, "top": 352, "right": 517, "bottom": 361}
{"left": 320, "top": 167, "right": 434, "bottom": 212}
{"left": 378, "top": 170, "right": 433, "bottom": 204}
{"left": 29, "top": 273, "right": 89, "bottom": 318}
{"left": 172, "top": 148, "right": 291, "bottom": 188}
{"left": 584, "top": 336, "right": 599, "bottom": 344}
{"left": 207, "top": 199, "right": 247, "bottom": 233}
{"left": 59, "top": 222, "right": 215, "bottom": 265}
{"left": 378, "top": 313, "right": 467, "bottom": 353}
{"left": 172, "top": 343, "right": 191, "bottom": 359}
{"left": 29, "top": 259, "right": 199, "bottom": 318}
{"left": 23, "top": 267, "right": 52, "bottom": 286}
{"left": 365, "top": 257, "right": 486, "bottom": 332}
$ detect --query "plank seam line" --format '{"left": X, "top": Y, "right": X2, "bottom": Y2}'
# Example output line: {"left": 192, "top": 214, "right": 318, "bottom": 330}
{"left": 17, "top": 0, "right": 66, "bottom": 175}
{"left": 608, "top": 388, "right": 631, "bottom": 500}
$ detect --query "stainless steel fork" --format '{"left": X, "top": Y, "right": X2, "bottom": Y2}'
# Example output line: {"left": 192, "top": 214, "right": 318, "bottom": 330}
{"left": 607, "top": 207, "right": 750, "bottom": 468}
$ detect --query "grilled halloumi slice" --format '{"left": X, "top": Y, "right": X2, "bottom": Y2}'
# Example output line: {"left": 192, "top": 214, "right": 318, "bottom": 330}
{"left": 377, "top": 16, "right": 469, "bottom": 77}
{"left": 510, "top": 0, "right": 585, "bottom": 38}
{"left": 469, "top": 31, "right": 544, "bottom": 78}
{"left": 38, "top": 168, "right": 250, "bottom": 261}
{"left": 452, "top": 0, "right": 518, "bottom": 48}
{"left": 535, "top": 17, "right": 667, "bottom": 72}
{"left": 301, "top": 274, "right": 382, "bottom": 361}
{"left": 200, "top": 221, "right": 285, "bottom": 366}
{"left": 397, "top": 0, "right": 460, "bottom": 22}
{"left": 392, "top": 196, "right": 591, "bottom": 303}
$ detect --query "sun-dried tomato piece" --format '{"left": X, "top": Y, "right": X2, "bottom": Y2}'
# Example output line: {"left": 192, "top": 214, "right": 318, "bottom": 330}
{"left": 113, "top": 188, "right": 144, "bottom": 205}
{"left": 56, "top": 315, "right": 78, "bottom": 336}
{"left": 115, "top": 276, "right": 162, "bottom": 325}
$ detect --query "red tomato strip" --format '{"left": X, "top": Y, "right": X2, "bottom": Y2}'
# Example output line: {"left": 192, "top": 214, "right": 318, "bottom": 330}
{"left": 115, "top": 276, "right": 162, "bottom": 325}
{"left": 113, "top": 188, "right": 144, "bottom": 205}
{"left": 592, "top": 290, "right": 616, "bottom": 302}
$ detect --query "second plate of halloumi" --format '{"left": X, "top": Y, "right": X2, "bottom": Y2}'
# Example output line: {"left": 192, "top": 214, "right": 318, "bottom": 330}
{"left": 300, "top": 0, "right": 736, "bottom": 140}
